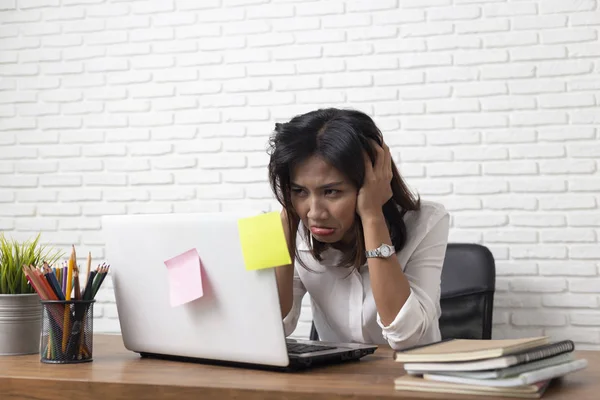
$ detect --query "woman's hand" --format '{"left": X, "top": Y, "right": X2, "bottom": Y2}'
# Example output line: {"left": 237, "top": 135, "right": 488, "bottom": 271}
{"left": 356, "top": 141, "right": 393, "bottom": 221}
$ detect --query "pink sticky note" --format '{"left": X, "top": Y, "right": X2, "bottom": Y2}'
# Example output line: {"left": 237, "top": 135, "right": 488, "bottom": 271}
{"left": 164, "top": 248, "right": 203, "bottom": 307}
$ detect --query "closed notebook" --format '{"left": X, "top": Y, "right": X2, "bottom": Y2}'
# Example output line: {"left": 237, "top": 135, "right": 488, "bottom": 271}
{"left": 423, "top": 358, "right": 587, "bottom": 388}
{"left": 403, "top": 340, "right": 575, "bottom": 372}
{"left": 407, "top": 353, "right": 574, "bottom": 379}
{"left": 394, "top": 336, "right": 549, "bottom": 363}
{"left": 395, "top": 375, "right": 550, "bottom": 399}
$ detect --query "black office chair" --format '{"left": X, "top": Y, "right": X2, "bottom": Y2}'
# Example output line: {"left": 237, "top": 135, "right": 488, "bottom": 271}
{"left": 438, "top": 243, "right": 496, "bottom": 340}
{"left": 309, "top": 243, "right": 496, "bottom": 341}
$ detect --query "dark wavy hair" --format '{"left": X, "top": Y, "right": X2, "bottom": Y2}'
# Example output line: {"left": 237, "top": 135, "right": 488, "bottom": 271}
{"left": 267, "top": 108, "right": 420, "bottom": 270}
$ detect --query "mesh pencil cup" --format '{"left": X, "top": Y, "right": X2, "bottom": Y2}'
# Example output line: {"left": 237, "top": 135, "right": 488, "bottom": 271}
{"left": 39, "top": 300, "right": 95, "bottom": 364}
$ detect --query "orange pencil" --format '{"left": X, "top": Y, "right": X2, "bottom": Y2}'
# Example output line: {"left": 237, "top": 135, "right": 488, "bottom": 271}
{"left": 24, "top": 265, "right": 65, "bottom": 328}
{"left": 22, "top": 266, "right": 47, "bottom": 300}
{"left": 32, "top": 265, "right": 63, "bottom": 361}
{"left": 25, "top": 266, "right": 51, "bottom": 300}
{"left": 24, "top": 267, "right": 52, "bottom": 360}
{"left": 32, "top": 266, "right": 58, "bottom": 301}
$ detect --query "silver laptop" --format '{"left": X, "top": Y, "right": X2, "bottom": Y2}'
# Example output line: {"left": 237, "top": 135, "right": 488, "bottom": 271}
{"left": 102, "top": 212, "right": 376, "bottom": 370}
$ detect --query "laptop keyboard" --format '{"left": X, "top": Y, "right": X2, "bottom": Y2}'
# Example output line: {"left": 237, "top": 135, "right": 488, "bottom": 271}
{"left": 286, "top": 342, "right": 337, "bottom": 354}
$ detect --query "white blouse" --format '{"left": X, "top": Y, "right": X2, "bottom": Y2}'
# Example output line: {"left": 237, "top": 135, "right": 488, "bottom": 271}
{"left": 283, "top": 200, "right": 450, "bottom": 351}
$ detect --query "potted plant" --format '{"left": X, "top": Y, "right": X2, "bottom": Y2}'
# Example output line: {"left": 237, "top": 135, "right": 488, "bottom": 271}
{"left": 0, "top": 233, "right": 63, "bottom": 355}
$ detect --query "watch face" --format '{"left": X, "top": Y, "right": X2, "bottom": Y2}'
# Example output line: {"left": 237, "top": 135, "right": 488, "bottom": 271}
{"left": 381, "top": 245, "right": 392, "bottom": 257}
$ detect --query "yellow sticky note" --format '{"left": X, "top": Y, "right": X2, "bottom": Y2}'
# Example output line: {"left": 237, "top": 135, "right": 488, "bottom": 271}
{"left": 238, "top": 211, "right": 292, "bottom": 271}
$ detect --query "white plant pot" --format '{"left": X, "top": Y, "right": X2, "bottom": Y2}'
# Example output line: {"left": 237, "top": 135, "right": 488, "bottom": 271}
{"left": 0, "top": 294, "right": 42, "bottom": 355}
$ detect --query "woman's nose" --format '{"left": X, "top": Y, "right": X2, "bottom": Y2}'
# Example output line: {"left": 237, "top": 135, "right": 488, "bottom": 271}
{"left": 306, "top": 197, "right": 327, "bottom": 220}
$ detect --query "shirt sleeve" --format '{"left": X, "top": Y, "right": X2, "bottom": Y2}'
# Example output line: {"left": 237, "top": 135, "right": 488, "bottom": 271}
{"left": 377, "top": 211, "right": 450, "bottom": 350}
{"left": 282, "top": 266, "right": 307, "bottom": 337}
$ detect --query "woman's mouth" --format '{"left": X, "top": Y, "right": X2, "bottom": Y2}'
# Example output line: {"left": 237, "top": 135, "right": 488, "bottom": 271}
{"left": 310, "top": 226, "right": 335, "bottom": 236}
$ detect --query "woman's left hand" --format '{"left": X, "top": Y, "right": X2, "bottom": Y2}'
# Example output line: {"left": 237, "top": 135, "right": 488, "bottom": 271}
{"left": 356, "top": 141, "right": 393, "bottom": 221}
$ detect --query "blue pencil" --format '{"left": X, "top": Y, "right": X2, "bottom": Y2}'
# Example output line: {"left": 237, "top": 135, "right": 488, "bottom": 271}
{"left": 43, "top": 265, "right": 65, "bottom": 301}
{"left": 62, "top": 263, "right": 67, "bottom": 296}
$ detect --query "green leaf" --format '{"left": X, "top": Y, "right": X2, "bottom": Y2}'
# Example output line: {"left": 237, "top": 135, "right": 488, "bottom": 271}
{"left": 0, "top": 233, "right": 64, "bottom": 295}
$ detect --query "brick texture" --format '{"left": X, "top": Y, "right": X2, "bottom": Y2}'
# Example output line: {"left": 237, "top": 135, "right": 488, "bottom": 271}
{"left": 1, "top": 0, "right": 599, "bottom": 349}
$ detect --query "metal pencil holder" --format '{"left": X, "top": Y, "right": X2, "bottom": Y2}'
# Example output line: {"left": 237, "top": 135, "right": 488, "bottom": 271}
{"left": 39, "top": 300, "right": 95, "bottom": 364}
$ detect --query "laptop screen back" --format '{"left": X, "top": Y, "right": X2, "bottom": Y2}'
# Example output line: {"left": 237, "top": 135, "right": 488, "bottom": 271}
{"left": 103, "top": 212, "right": 290, "bottom": 367}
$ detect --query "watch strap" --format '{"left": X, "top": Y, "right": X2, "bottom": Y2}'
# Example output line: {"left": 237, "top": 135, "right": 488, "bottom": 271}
{"left": 365, "top": 243, "right": 395, "bottom": 258}
{"left": 365, "top": 248, "right": 380, "bottom": 258}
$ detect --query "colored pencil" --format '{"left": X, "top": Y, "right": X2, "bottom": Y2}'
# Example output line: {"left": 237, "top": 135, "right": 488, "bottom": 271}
{"left": 23, "top": 246, "right": 110, "bottom": 362}
{"left": 93, "top": 265, "right": 110, "bottom": 298}
{"left": 82, "top": 271, "right": 97, "bottom": 301}
{"left": 73, "top": 264, "right": 81, "bottom": 300}
{"left": 62, "top": 263, "right": 67, "bottom": 295}
{"left": 86, "top": 251, "right": 92, "bottom": 288}
{"left": 62, "top": 248, "right": 75, "bottom": 352}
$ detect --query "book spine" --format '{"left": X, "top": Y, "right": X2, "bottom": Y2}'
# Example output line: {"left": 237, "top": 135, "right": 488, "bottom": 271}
{"left": 515, "top": 340, "right": 574, "bottom": 364}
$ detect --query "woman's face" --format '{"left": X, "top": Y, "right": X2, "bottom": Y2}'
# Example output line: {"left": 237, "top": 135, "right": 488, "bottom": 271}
{"left": 290, "top": 155, "right": 358, "bottom": 244}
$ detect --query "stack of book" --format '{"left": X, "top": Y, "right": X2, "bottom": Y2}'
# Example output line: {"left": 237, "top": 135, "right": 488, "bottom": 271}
{"left": 394, "top": 336, "right": 587, "bottom": 398}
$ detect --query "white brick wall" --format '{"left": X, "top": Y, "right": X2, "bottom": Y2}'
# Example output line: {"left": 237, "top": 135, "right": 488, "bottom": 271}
{"left": 1, "top": 0, "right": 599, "bottom": 350}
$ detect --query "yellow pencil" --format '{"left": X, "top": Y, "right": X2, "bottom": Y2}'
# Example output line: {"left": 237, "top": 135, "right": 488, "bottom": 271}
{"left": 66, "top": 252, "right": 74, "bottom": 301}
{"left": 62, "top": 248, "right": 75, "bottom": 352}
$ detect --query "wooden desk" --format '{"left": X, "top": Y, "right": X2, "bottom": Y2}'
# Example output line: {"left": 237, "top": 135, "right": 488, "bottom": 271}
{"left": 0, "top": 335, "right": 597, "bottom": 400}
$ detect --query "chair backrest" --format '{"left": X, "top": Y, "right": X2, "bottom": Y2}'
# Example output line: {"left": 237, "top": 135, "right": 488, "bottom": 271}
{"left": 309, "top": 243, "right": 496, "bottom": 342}
{"left": 439, "top": 243, "right": 496, "bottom": 340}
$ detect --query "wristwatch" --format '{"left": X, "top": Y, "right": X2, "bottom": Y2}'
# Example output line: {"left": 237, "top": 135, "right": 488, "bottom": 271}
{"left": 365, "top": 243, "right": 395, "bottom": 258}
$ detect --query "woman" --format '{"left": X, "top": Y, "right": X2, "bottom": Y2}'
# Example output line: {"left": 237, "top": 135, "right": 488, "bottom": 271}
{"left": 267, "top": 108, "right": 449, "bottom": 351}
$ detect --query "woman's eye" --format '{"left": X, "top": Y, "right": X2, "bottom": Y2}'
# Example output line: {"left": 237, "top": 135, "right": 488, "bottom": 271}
{"left": 291, "top": 188, "right": 306, "bottom": 196}
{"left": 324, "top": 189, "right": 339, "bottom": 196}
